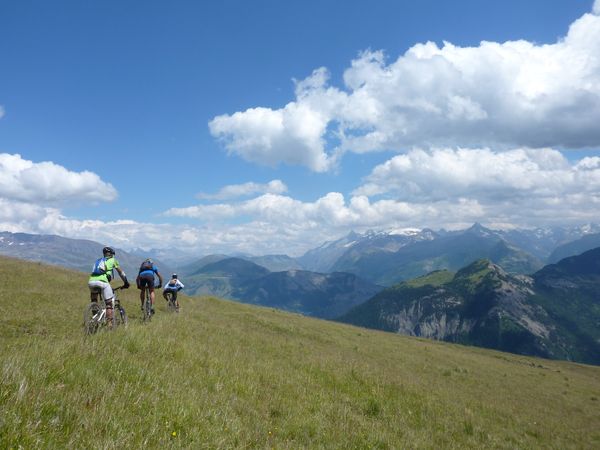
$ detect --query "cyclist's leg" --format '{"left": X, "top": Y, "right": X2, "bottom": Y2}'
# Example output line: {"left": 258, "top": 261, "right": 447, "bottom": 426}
{"left": 149, "top": 286, "right": 155, "bottom": 311}
{"left": 88, "top": 280, "right": 104, "bottom": 318}
{"left": 88, "top": 280, "right": 107, "bottom": 308}
{"left": 173, "top": 290, "right": 179, "bottom": 309}
{"left": 101, "top": 282, "right": 115, "bottom": 327}
{"left": 139, "top": 274, "right": 154, "bottom": 311}
{"left": 137, "top": 276, "right": 146, "bottom": 310}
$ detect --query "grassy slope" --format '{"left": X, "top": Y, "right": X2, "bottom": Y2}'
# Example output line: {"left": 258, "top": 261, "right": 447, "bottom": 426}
{"left": 1, "top": 256, "right": 600, "bottom": 449}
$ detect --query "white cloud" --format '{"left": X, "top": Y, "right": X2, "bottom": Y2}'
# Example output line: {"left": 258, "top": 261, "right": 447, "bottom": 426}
{"left": 209, "top": 74, "right": 339, "bottom": 172}
{"left": 353, "top": 147, "right": 600, "bottom": 201}
{"left": 594, "top": 0, "right": 600, "bottom": 15}
{"left": 197, "top": 179, "right": 288, "bottom": 200}
{"left": 0, "top": 153, "right": 118, "bottom": 205}
{"left": 3, "top": 152, "right": 599, "bottom": 256}
{"left": 0, "top": 106, "right": 5, "bottom": 119}
{"left": 154, "top": 146, "right": 600, "bottom": 254}
{"left": 209, "top": 8, "right": 600, "bottom": 171}
{"left": 0, "top": 199, "right": 52, "bottom": 232}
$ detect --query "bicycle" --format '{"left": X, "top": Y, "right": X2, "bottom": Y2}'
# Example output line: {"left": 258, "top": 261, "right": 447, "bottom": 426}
{"left": 142, "top": 284, "right": 160, "bottom": 322}
{"left": 83, "top": 286, "right": 128, "bottom": 335}
{"left": 164, "top": 290, "right": 178, "bottom": 313}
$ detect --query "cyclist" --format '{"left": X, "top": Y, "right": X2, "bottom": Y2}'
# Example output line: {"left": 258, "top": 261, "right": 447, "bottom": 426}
{"left": 88, "top": 246, "right": 130, "bottom": 327}
{"left": 163, "top": 273, "right": 184, "bottom": 312}
{"left": 136, "top": 258, "right": 163, "bottom": 315}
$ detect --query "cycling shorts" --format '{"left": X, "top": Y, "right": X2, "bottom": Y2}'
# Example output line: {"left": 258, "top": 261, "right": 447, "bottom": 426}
{"left": 137, "top": 273, "right": 155, "bottom": 289}
{"left": 88, "top": 280, "right": 114, "bottom": 301}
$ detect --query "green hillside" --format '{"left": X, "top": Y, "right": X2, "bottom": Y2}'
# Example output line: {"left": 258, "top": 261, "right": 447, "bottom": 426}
{"left": 1, "top": 255, "right": 600, "bottom": 448}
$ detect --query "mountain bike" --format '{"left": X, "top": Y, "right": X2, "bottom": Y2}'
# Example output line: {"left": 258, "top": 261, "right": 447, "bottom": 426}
{"left": 164, "top": 290, "right": 178, "bottom": 313}
{"left": 142, "top": 285, "right": 160, "bottom": 322}
{"left": 83, "top": 286, "right": 127, "bottom": 335}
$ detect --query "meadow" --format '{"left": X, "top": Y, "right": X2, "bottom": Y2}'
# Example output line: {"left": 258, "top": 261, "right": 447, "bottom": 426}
{"left": 1, "top": 255, "right": 599, "bottom": 448}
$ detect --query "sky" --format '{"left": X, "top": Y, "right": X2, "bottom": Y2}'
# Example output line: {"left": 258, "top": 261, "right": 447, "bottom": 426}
{"left": 1, "top": 0, "right": 600, "bottom": 257}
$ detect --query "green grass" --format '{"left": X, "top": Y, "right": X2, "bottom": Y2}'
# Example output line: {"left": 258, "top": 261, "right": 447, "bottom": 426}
{"left": 1, "top": 255, "right": 600, "bottom": 448}
{"left": 401, "top": 269, "right": 455, "bottom": 288}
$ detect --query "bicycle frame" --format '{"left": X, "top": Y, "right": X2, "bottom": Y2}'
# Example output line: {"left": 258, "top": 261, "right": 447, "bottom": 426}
{"left": 84, "top": 286, "right": 126, "bottom": 334}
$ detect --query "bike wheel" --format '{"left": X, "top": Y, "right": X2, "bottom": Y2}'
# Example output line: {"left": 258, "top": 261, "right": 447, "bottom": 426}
{"left": 83, "top": 302, "right": 101, "bottom": 335}
{"left": 166, "top": 293, "right": 177, "bottom": 312}
{"left": 143, "top": 296, "right": 152, "bottom": 322}
{"left": 115, "top": 305, "right": 128, "bottom": 328}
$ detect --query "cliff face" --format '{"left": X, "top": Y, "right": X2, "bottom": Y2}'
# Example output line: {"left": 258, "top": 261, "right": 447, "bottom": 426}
{"left": 339, "top": 253, "right": 600, "bottom": 364}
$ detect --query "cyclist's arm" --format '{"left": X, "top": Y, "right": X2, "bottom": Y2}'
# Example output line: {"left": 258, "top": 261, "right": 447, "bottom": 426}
{"left": 115, "top": 267, "right": 130, "bottom": 287}
{"left": 155, "top": 270, "right": 163, "bottom": 287}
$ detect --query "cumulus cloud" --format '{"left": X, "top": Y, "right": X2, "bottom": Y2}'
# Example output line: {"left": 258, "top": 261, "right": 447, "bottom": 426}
{"left": 209, "top": 72, "right": 340, "bottom": 172}
{"left": 209, "top": 8, "right": 600, "bottom": 171}
{"left": 155, "top": 145, "right": 600, "bottom": 254}
{"left": 594, "top": 0, "right": 600, "bottom": 15}
{"left": 3, "top": 147, "right": 599, "bottom": 256}
{"left": 197, "top": 179, "right": 288, "bottom": 200}
{"left": 166, "top": 188, "right": 599, "bottom": 235}
{"left": 0, "top": 153, "right": 117, "bottom": 205}
{"left": 353, "top": 147, "right": 600, "bottom": 201}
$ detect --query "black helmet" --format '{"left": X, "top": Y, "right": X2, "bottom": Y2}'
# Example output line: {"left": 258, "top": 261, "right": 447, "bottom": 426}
{"left": 103, "top": 246, "right": 115, "bottom": 256}
{"left": 172, "top": 273, "right": 177, "bottom": 279}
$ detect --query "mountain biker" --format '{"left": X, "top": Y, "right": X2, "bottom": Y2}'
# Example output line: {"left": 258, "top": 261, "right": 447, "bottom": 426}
{"left": 88, "top": 246, "right": 130, "bottom": 326}
{"left": 136, "top": 258, "right": 163, "bottom": 315}
{"left": 163, "top": 273, "right": 184, "bottom": 312}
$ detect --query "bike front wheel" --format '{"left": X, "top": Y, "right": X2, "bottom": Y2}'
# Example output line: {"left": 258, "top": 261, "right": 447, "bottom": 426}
{"left": 114, "top": 305, "right": 128, "bottom": 328}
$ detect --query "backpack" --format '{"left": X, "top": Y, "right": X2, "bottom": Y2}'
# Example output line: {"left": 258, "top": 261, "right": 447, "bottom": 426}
{"left": 91, "top": 257, "right": 107, "bottom": 276}
{"left": 139, "top": 260, "right": 153, "bottom": 273}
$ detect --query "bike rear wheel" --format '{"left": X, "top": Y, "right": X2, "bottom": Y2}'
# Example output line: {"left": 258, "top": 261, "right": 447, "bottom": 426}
{"left": 83, "top": 302, "right": 102, "bottom": 335}
{"left": 166, "top": 292, "right": 177, "bottom": 312}
{"left": 143, "top": 291, "right": 152, "bottom": 322}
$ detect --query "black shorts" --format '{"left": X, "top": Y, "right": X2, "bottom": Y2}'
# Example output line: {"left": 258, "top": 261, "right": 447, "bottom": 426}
{"left": 137, "top": 273, "right": 155, "bottom": 289}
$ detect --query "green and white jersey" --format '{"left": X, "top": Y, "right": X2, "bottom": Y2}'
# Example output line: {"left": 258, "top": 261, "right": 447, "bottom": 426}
{"left": 89, "top": 256, "right": 120, "bottom": 283}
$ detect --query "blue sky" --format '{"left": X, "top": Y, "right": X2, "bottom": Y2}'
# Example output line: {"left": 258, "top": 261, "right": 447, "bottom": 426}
{"left": 1, "top": 0, "right": 600, "bottom": 256}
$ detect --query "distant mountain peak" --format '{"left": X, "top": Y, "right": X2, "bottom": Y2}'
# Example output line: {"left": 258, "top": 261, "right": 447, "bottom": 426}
{"left": 347, "top": 230, "right": 361, "bottom": 239}
{"left": 465, "top": 223, "right": 495, "bottom": 237}
{"left": 453, "top": 259, "right": 512, "bottom": 287}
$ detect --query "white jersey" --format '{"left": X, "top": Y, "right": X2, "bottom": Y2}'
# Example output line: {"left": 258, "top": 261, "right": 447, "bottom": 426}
{"left": 164, "top": 279, "right": 184, "bottom": 290}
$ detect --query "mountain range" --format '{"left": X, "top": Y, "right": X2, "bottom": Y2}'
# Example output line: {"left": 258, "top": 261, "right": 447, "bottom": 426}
{"left": 325, "top": 224, "right": 545, "bottom": 285}
{"left": 2, "top": 227, "right": 600, "bottom": 363}
{"left": 547, "top": 232, "right": 600, "bottom": 263}
{"left": 173, "top": 223, "right": 600, "bottom": 288}
{"left": 0, "top": 231, "right": 173, "bottom": 280}
{"left": 180, "top": 256, "right": 382, "bottom": 319}
{"left": 338, "top": 247, "right": 600, "bottom": 365}
{"left": 284, "top": 223, "right": 598, "bottom": 285}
